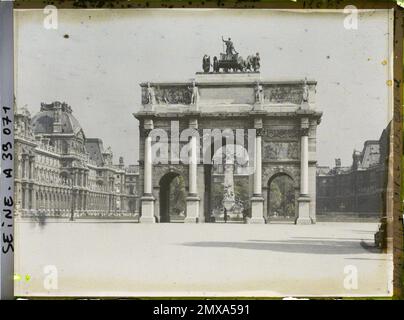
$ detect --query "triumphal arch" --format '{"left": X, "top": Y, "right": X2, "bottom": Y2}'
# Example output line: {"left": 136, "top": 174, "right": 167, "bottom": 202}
{"left": 134, "top": 45, "right": 322, "bottom": 224}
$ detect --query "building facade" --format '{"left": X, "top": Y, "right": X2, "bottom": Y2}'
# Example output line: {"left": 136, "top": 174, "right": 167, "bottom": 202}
{"left": 135, "top": 72, "right": 322, "bottom": 224}
{"left": 316, "top": 125, "right": 389, "bottom": 216}
{"left": 14, "top": 102, "right": 139, "bottom": 220}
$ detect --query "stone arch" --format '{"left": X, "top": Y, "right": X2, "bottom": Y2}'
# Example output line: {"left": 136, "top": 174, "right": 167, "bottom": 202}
{"left": 266, "top": 172, "right": 297, "bottom": 222}
{"left": 153, "top": 165, "right": 189, "bottom": 190}
{"left": 158, "top": 171, "right": 187, "bottom": 223}
{"left": 264, "top": 166, "right": 300, "bottom": 189}
{"left": 201, "top": 132, "right": 251, "bottom": 223}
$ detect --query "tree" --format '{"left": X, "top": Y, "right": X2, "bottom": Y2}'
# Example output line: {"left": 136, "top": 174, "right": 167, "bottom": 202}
{"left": 234, "top": 177, "right": 250, "bottom": 211}
{"left": 211, "top": 182, "right": 224, "bottom": 212}
{"left": 169, "top": 176, "right": 186, "bottom": 215}
{"left": 269, "top": 175, "right": 295, "bottom": 218}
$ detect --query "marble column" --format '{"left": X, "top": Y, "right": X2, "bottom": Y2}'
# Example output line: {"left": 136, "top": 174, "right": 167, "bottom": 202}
{"left": 23, "top": 155, "right": 29, "bottom": 179}
{"left": 296, "top": 118, "right": 312, "bottom": 225}
{"left": 250, "top": 120, "right": 265, "bottom": 224}
{"left": 82, "top": 191, "right": 87, "bottom": 212}
{"left": 29, "top": 156, "right": 35, "bottom": 180}
{"left": 140, "top": 119, "right": 156, "bottom": 223}
{"left": 19, "top": 186, "right": 24, "bottom": 211}
{"left": 185, "top": 118, "right": 200, "bottom": 223}
{"left": 31, "top": 185, "right": 37, "bottom": 214}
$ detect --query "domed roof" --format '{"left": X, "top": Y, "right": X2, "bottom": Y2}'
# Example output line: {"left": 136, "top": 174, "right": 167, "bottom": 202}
{"left": 31, "top": 101, "right": 83, "bottom": 135}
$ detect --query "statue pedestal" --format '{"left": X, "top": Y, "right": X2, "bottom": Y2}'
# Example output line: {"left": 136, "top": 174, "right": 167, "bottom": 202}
{"left": 140, "top": 194, "right": 155, "bottom": 223}
{"left": 185, "top": 195, "right": 199, "bottom": 223}
{"left": 253, "top": 102, "right": 263, "bottom": 111}
{"left": 250, "top": 195, "right": 265, "bottom": 224}
{"left": 195, "top": 72, "right": 261, "bottom": 84}
{"left": 296, "top": 196, "right": 312, "bottom": 225}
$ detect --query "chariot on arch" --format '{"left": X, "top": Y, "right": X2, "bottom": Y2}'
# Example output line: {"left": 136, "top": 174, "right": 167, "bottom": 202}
{"left": 202, "top": 37, "right": 261, "bottom": 73}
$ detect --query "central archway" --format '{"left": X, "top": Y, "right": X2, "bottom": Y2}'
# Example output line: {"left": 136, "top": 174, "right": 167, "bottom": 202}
{"left": 159, "top": 172, "right": 186, "bottom": 223}
{"left": 267, "top": 173, "right": 295, "bottom": 223}
{"left": 204, "top": 136, "right": 251, "bottom": 223}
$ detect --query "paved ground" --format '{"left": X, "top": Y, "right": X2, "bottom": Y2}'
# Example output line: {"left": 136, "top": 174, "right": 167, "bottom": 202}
{"left": 14, "top": 221, "right": 392, "bottom": 297}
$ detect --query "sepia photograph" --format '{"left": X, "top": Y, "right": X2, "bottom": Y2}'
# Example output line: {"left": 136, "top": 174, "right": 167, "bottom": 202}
{"left": 9, "top": 7, "right": 397, "bottom": 297}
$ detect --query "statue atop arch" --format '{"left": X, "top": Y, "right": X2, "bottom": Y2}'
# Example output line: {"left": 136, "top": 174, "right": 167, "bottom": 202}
{"left": 222, "top": 36, "right": 238, "bottom": 57}
{"left": 201, "top": 37, "right": 261, "bottom": 73}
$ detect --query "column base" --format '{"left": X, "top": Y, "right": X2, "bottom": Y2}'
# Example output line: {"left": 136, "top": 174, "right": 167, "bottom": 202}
{"left": 253, "top": 102, "right": 263, "bottom": 111}
{"left": 250, "top": 195, "right": 265, "bottom": 224}
{"left": 139, "top": 216, "right": 156, "bottom": 223}
{"left": 185, "top": 195, "right": 199, "bottom": 223}
{"left": 296, "top": 196, "right": 312, "bottom": 225}
{"left": 140, "top": 195, "right": 155, "bottom": 223}
{"left": 184, "top": 217, "right": 199, "bottom": 223}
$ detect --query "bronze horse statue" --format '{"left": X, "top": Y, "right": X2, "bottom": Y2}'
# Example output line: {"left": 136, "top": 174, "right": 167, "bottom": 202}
{"left": 208, "top": 52, "right": 260, "bottom": 73}
{"left": 202, "top": 55, "right": 211, "bottom": 73}
{"left": 244, "top": 53, "right": 260, "bottom": 72}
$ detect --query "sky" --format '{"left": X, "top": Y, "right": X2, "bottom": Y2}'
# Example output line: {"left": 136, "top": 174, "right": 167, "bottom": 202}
{"left": 14, "top": 9, "right": 392, "bottom": 167}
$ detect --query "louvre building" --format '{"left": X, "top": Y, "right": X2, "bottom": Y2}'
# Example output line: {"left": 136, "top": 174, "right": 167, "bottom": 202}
{"left": 316, "top": 125, "right": 389, "bottom": 219}
{"left": 14, "top": 101, "right": 139, "bottom": 220}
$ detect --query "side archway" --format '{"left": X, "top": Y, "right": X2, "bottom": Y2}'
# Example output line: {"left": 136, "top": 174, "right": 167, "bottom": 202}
{"left": 267, "top": 173, "right": 296, "bottom": 223}
{"left": 158, "top": 172, "right": 187, "bottom": 223}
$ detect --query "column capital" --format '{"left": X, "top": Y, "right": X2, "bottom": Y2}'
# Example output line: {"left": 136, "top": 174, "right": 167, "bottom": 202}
{"left": 188, "top": 118, "right": 198, "bottom": 129}
{"left": 253, "top": 117, "right": 263, "bottom": 129}
{"left": 143, "top": 129, "right": 153, "bottom": 137}
{"left": 300, "top": 127, "right": 309, "bottom": 136}
{"left": 143, "top": 118, "right": 154, "bottom": 129}
{"left": 300, "top": 116, "right": 309, "bottom": 127}
{"left": 256, "top": 128, "right": 264, "bottom": 137}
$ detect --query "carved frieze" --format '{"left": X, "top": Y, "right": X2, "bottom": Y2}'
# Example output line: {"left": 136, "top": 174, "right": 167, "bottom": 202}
{"left": 142, "top": 86, "right": 192, "bottom": 105}
{"left": 264, "top": 142, "right": 299, "bottom": 160}
{"left": 262, "top": 128, "right": 299, "bottom": 139}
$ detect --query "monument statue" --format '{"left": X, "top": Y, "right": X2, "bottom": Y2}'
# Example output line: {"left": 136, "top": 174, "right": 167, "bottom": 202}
{"left": 146, "top": 82, "right": 156, "bottom": 105}
{"left": 189, "top": 80, "right": 199, "bottom": 105}
{"left": 213, "top": 56, "right": 219, "bottom": 72}
{"left": 255, "top": 81, "right": 264, "bottom": 103}
{"left": 222, "top": 36, "right": 238, "bottom": 57}
{"left": 254, "top": 52, "right": 260, "bottom": 71}
{"left": 302, "top": 77, "right": 309, "bottom": 103}
{"left": 245, "top": 52, "right": 260, "bottom": 72}
{"left": 202, "top": 54, "right": 211, "bottom": 73}
{"left": 202, "top": 38, "right": 261, "bottom": 73}
{"left": 222, "top": 145, "right": 236, "bottom": 218}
